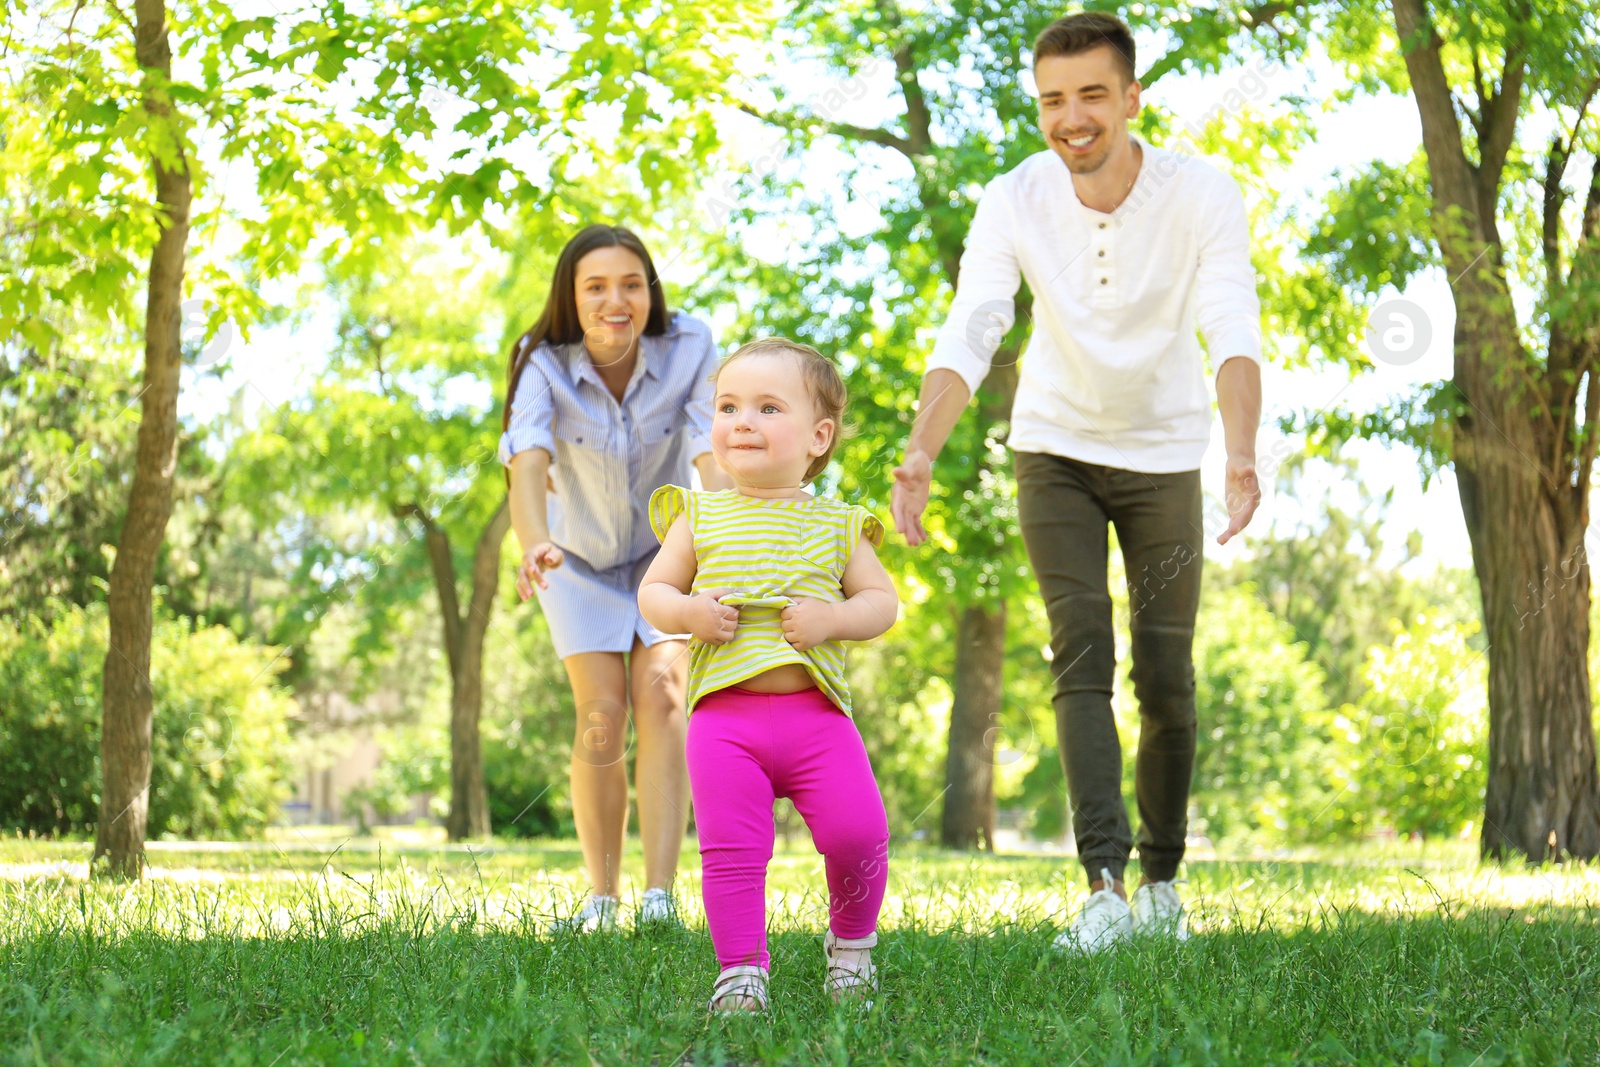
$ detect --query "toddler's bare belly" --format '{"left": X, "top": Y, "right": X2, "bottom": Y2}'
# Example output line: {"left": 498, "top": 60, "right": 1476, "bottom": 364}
{"left": 734, "top": 663, "right": 817, "bottom": 693}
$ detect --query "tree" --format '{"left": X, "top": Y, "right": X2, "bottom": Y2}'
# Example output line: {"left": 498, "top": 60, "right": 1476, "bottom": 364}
{"left": 99, "top": 0, "right": 194, "bottom": 881}
{"left": 0, "top": 337, "right": 139, "bottom": 618}
{"left": 1394, "top": 0, "right": 1600, "bottom": 861}
{"left": 253, "top": 247, "right": 514, "bottom": 840}
{"left": 7, "top": 0, "right": 465, "bottom": 874}
{"left": 1337, "top": 611, "right": 1489, "bottom": 839}
{"left": 1284, "top": 1, "right": 1600, "bottom": 859}
{"left": 397, "top": 502, "right": 508, "bottom": 840}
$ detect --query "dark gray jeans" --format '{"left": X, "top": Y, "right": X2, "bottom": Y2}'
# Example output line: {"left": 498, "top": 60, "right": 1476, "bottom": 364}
{"left": 1014, "top": 450, "right": 1203, "bottom": 885}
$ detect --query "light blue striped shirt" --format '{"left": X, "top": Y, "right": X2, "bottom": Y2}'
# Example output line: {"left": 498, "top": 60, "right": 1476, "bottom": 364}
{"left": 498, "top": 311, "right": 721, "bottom": 570}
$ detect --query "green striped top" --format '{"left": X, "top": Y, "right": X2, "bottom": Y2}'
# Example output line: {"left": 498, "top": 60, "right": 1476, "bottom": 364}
{"left": 648, "top": 485, "right": 886, "bottom": 714}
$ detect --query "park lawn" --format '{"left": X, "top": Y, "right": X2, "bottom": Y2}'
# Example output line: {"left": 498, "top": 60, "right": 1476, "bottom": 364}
{"left": 1, "top": 834, "right": 1597, "bottom": 1065}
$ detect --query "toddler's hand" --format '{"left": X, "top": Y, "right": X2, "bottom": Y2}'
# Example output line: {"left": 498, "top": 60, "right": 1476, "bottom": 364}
{"left": 780, "top": 598, "right": 835, "bottom": 652}
{"left": 688, "top": 588, "right": 740, "bottom": 645}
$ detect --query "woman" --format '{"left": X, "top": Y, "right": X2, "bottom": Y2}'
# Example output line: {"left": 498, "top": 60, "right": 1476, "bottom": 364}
{"left": 500, "top": 223, "right": 730, "bottom": 931}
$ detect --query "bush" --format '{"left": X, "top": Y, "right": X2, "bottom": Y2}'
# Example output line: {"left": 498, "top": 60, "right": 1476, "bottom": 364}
{"left": 0, "top": 602, "right": 297, "bottom": 838}
{"left": 1329, "top": 612, "right": 1487, "bottom": 839}
{"left": 1182, "top": 583, "right": 1340, "bottom": 845}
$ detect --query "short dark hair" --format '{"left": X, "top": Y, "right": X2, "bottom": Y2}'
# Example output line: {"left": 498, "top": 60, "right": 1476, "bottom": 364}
{"left": 1033, "top": 12, "right": 1137, "bottom": 86}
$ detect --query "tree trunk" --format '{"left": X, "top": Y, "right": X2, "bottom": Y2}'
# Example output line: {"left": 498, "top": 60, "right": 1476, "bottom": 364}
{"left": 1393, "top": 0, "right": 1600, "bottom": 861}
{"left": 1455, "top": 302, "right": 1600, "bottom": 861}
{"left": 93, "top": 0, "right": 191, "bottom": 879}
{"left": 446, "top": 501, "right": 510, "bottom": 841}
{"left": 401, "top": 499, "right": 510, "bottom": 841}
{"left": 935, "top": 337, "right": 1022, "bottom": 852}
{"left": 941, "top": 600, "right": 1006, "bottom": 849}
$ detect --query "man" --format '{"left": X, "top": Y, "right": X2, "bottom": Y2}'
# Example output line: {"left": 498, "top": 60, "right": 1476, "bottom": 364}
{"left": 891, "top": 10, "right": 1262, "bottom": 952}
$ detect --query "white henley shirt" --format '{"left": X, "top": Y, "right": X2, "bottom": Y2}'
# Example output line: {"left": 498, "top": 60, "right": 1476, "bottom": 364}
{"left": 925, "top": 138, "right": 1263, "bottom": 474}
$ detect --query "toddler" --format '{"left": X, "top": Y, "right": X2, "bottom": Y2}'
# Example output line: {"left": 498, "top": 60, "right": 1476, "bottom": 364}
{"left": 638, "top": 336, "right": 899, "bottom": 1012}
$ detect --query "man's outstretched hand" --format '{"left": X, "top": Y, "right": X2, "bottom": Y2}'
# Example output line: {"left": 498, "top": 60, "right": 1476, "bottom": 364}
{"left": 891, "top": 449, "right": 933, "bottom": 547}
{"left": 1217, "top": 453, "right": 1260, "bottom": 545}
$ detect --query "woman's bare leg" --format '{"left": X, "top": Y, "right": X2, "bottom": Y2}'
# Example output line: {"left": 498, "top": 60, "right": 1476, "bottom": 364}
{"left": 629, "top": 636, "right": 691, "bottom": 891}
{"left": 562, "top": 651, "right": 630, "bottom": 898}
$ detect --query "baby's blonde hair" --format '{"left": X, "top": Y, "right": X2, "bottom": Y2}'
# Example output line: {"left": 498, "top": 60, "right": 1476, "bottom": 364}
{"left": 715, "top": 336, "right": 850, "bottom": 485}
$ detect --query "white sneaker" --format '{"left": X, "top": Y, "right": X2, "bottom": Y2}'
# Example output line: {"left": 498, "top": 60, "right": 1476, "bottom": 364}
{"left": 1053, "top": 867, "right": 1133, "bottom": 955}
{"left": 1130, "top": 879, "right": 1190, "bottom": 942}
{"left": 635, "top": 887, "right": 681, "bottom": 928}
{"left": 548, "top": 894, "right": 618, "bottom": 934}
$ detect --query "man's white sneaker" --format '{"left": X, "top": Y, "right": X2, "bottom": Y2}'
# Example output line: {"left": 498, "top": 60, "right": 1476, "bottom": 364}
{"left": 1130, "top": 879, "right": 1190, "bottom": 942}
{"left": 548, "top": 894, "right": 619, "bottom": 934}
{"left": 636, "top": 887, "right": 682, "bottom": 928}
{"left": 1053, "top": 867, "right": 1133, "bottom": 955}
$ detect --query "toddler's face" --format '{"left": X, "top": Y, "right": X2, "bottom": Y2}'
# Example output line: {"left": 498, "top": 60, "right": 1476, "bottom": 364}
{"left": 712, "top": 352, "right": 834, "bottom": 492}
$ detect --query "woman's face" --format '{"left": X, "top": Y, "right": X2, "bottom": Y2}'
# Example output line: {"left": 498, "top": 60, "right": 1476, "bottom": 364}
{"left": 573, "top": 245, "right": 652, "bottom": 367}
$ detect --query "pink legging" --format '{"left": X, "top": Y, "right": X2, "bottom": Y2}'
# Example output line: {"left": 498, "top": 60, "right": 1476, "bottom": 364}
{"left": 687, "top": 685, "right": 889, "bottom": 971}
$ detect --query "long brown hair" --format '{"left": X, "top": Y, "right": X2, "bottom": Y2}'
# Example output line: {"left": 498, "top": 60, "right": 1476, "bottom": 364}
{"left": 501, "top": 223, "right": 670, "bottom": 436}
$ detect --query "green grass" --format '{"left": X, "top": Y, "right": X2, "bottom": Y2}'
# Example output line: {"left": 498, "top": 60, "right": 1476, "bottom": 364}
{"left": 3, "top": 834, "right": 1598, "bottom": 1065}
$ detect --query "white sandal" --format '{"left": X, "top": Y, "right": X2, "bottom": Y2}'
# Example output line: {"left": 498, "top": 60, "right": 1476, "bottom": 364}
{"left": 823, "top": 929, "right": 878, "bottom": 1006}
{"left": 708, "top": 964, "right": 769, "bottom": 1014}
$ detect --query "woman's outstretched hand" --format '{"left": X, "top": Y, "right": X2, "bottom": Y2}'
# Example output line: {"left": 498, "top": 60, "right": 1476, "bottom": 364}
{"left": 516, "top": 542, "right": 565, "bottom": 599}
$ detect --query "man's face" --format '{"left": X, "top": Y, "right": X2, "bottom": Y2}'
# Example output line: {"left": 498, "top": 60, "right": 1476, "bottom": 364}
{"left": 1035, "top": 45, "right": 1141, "bottom": 175}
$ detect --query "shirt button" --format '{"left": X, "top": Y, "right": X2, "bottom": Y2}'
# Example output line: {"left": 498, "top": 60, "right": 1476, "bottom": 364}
{"left": 1099, "top": 278, "right": 1108, "bottom": 285}
{"left": 1097, "top": 250, "right": 1105, "bottom": 257}
{"left": 1098, "top": 222, "right": 1107, "bottom": 229}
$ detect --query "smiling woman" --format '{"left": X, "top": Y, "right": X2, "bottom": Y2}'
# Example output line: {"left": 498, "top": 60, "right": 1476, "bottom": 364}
{"left": 498, "top": 223, "right": 732, "bottom": 932}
